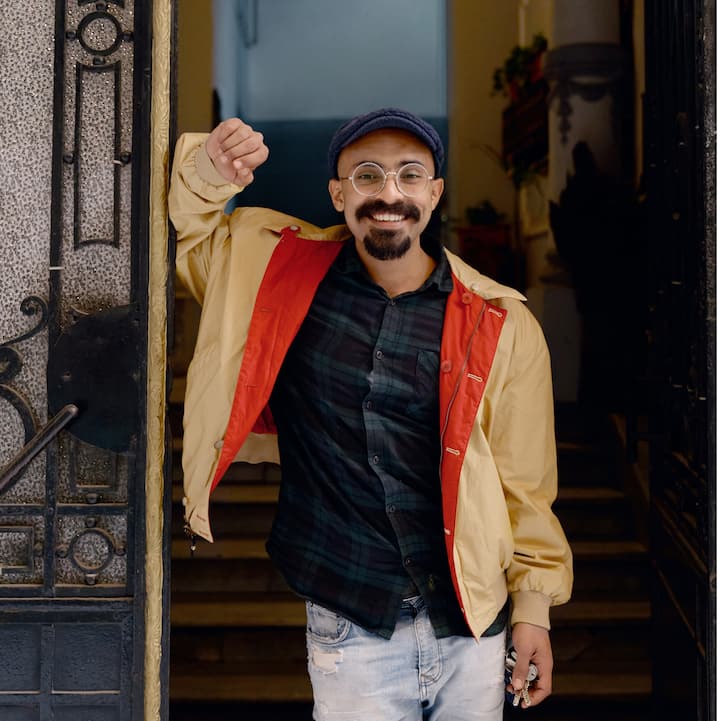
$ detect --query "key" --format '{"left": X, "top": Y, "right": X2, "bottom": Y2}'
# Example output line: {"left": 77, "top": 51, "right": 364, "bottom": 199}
{"left": 512, "top": 679, "right": 533, "bottom": 708}
{"left": 521, "top": 681, "right": 531, "bottom": 707}
{"left": 505, "top": 647, "right": 538, "bottom": 708}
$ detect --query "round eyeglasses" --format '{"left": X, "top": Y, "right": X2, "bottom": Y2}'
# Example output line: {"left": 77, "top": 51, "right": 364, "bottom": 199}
{"left": 339, "top": 162, "right": 434, "bottom": 197}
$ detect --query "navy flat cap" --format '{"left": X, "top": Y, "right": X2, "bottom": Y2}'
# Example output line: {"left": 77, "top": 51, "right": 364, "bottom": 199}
{"left": 327, "top": 108, "right": 445, "bottom": 178}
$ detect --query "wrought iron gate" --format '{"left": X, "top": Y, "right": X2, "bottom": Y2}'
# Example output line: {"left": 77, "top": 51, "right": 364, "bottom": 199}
{"left": 642, "top": 1, "right": 715, "bottom": 719}
{"left": 0, "top": 1, "right": 172, "bottom": 719}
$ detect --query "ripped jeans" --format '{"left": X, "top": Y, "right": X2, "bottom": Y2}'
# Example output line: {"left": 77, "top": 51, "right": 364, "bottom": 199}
{"left": 305, "top": 596, "right": 505, "bottom": 721}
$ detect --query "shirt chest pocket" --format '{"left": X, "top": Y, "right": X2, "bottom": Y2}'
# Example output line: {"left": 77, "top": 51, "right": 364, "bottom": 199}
{"left": 406, "top": 348, "right": 440, "bottom": 417}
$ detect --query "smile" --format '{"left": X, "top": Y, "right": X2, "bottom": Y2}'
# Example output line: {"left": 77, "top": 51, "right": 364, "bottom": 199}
{"left": 371, "top": 213, "right": 405, "bottom": 222}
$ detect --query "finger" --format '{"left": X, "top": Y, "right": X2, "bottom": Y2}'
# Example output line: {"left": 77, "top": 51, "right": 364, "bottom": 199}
{"left": 526, "top": 677, "right": 552, "bottom": 707}
{"left": 221, "top": 135, "right": 268, "bottom": 171}
{"left": 206, "top": 118, "right": 246, "bottom": 157}
{"left": 233, "top": 168, "right": 254, "bottom": 186}
{"left": 231, "top": 143, "right": 269, "bottom": 172}
{"left": 216, "top": 118, "right": 249, "bottom": 145}
{"left": 219, "top": 127, "right": 262, "bottom": 156}
{"left": 511, "top": 658, "right": 530, "bottom": 693}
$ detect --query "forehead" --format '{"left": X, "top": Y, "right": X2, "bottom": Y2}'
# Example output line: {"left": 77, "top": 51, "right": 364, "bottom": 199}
{"left": 337, "top": 129, "right": 434, "bottom": 170}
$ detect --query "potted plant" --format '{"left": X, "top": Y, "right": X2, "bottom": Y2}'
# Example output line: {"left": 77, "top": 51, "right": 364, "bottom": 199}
{"left": 491, "top": 33, "right": 548, "bottom": 103}
{"left": 465, "top": 200, "right": 505, "bottom": 226}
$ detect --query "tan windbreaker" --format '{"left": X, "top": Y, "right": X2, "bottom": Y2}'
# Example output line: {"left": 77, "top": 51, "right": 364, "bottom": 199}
{"left": 168, "top": 133, "right": 573, "bottom": 638}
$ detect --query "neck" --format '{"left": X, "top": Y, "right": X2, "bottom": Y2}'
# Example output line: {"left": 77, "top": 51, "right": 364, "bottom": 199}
{"left": 355, "top": 238, "right": 436, "bottom": 297}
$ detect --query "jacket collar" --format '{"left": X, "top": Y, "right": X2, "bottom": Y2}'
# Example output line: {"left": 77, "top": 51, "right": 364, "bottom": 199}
{"left": 445, "top": 249, "right": 527, "bottom": 301}
{"left": 263, "top": 220, "right": 525, "bottom": 302}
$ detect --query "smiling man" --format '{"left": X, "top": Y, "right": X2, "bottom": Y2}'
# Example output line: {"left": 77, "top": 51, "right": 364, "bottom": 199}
{"left": 169, "top": 108, "right": 573, "bottom": 721}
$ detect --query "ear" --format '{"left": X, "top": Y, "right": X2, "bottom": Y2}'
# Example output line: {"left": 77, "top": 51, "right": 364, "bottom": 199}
{"left": 430, "top": 178, "right": 445, "bottom": 210}
{"left": 328, "top": 179, "right": 344, "bottom": 212}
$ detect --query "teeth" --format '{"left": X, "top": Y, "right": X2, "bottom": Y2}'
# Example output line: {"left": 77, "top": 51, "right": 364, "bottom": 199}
{"left": 372, "top": 213, "right": 404, "bottom": 222}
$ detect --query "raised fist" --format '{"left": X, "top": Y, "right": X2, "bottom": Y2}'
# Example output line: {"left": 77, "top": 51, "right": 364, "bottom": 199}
{"left": 204, "top": 118, "right": 269, "bottom": 186}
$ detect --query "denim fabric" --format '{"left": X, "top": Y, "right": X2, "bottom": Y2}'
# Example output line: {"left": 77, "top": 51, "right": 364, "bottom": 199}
{"left": 305, "top": 597, "right": 506, "bottom": 720}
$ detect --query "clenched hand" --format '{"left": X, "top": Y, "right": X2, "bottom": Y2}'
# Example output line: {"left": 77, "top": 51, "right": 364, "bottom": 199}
{"left": 509, "top": 622, "right": 554, "bottom": 708}
{"left": 204, "top": 118, "right": 269, "bottom": 186}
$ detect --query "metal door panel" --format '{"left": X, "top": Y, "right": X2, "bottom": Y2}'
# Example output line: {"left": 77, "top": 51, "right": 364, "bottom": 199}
{"left": 0, "top": 1, "right": 172, "bottom": 718}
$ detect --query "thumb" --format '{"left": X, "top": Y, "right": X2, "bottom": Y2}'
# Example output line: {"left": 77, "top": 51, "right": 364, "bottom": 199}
{"left": 512, "top": 658, "right": 530, "bottom": 690}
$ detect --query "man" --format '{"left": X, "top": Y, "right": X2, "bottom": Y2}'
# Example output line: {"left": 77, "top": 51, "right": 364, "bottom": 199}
{"left": 169, "top": 108, "right": 572, "bottom": 720}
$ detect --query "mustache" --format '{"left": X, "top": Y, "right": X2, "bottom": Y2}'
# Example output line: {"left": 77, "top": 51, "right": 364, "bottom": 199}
{"left": 355, "top": 199, "right": 421, "bottom": 223}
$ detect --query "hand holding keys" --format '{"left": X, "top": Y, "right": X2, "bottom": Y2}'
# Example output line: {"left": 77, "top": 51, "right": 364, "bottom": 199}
{"left": 505, "top": 646, "right": 538, "bottom": 708}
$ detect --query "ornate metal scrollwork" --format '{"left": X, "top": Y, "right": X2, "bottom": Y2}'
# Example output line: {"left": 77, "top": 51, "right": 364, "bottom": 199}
{"left": 0, "top": 296, "right": 49, "bottom": 464}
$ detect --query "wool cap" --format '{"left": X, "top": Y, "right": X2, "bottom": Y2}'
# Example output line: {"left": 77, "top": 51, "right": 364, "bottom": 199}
{"left": 327, "top": 107, "right": 445, "bottom": 178}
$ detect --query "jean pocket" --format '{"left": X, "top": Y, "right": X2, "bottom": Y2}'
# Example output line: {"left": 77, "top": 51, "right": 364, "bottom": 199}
{"left": 306, "top": 602, "right": 351, "bottom": 644}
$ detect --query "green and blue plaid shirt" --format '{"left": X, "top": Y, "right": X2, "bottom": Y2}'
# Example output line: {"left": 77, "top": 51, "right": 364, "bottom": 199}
{"left": 267, "top": 238, "right": 506, "bottom": 638}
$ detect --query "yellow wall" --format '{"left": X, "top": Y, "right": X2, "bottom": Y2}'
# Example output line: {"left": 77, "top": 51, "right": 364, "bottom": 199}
{"left": 176, "top": 1, "right": 214, "bottom": 135}
{"left": 447, "top": 0, "right": 519, "bottom": 248}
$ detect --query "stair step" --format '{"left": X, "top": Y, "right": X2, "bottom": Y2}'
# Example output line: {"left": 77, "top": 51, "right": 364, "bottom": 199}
{"left": 170, "top": 592, "right": 649, "bottom": 629}
{"left": 173, "top": 536, "right": 648, "bottom": 562}
{"left": 172, "top": 592, "right": 306, "bottom": 627}
{"left": 556, "top": 486, "right": 625, "bottom": 502}
{"left": 571, "top": 539, "right": 647, "bottom": 560}
{"left": 552, "top": 599, "right": 650, "bottom": 625}
{"left": 171, "top": 556, "right": 288, "bottom": 593}
{"left": 552, "top": 670, "right": 651, "bottom": 698}
{"left": 170, "top": 661, "right": 311, "bottom": 702}
{"left": 172, "top": 537, "right": 268, "bottom": 560}
{"left": 170, "top": 662, "right": 650, "bottom": 703}
{"left": 172, "top": 483, "right": 280, "bottom": 504}
{"left": 554, "top": 486, "right": 634, "bottom": 539}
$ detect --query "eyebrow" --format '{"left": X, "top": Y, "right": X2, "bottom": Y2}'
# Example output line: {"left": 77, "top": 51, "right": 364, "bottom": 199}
{"left": 352, "top": 159, "right": 429, "bottom": 170}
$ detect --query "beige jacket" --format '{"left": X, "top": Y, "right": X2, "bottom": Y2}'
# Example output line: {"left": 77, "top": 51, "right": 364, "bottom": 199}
{"left": 168, "top": 133, "right": 573, "bottom": 637}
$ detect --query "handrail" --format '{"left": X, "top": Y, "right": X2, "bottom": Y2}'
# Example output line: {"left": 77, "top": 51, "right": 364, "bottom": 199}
{"left": 0, "top": 404, "right": 79, "bottom": 495}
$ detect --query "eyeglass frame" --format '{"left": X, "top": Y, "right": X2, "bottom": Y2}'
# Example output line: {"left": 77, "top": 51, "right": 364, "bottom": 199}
{"left": 338, "top": 161, "right": 435, "bottom": 197}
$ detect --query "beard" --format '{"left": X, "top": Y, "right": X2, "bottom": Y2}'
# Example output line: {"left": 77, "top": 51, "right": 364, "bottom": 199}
{"left": 363, "top": 229, "right": 412, "bottom": 260}
{"left": 355, "top": 199, "right": 421, "bottom": 261}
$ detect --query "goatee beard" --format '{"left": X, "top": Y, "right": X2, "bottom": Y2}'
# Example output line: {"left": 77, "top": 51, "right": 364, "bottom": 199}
{"left": 356, "top": 199, "right": 420, "bottom": 261}
{"left": 363, "top": 229, "right": 412, "bottom": 260}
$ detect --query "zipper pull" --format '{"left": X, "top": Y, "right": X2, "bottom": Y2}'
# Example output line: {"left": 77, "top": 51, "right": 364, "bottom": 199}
{"left": 184, "top": 522, "right": 198, "bottom": 557}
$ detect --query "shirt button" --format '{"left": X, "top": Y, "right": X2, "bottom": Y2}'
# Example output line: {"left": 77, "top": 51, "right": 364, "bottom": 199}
{"left": 441, "top": 360, "right": 453, "bottom": 373}
{"left": 375, "top": 349, "right": 384, "bottom": 360}
{"left": 372, "top": 455, "right": 380, "bottom": 464}
{"left": 404, "top": 557, "right": 413, "bottom": 567}
{"left": 289, "top": 224, "right": 299, "bottom": 231}
{"left": 365, "top": 400, "right": 373, "bottom": 410}
{"left": 462, "top": 292, "right": 473, "bottom": 305}
{"left": 387, "top": 504, "right": 396, "bottom": 513}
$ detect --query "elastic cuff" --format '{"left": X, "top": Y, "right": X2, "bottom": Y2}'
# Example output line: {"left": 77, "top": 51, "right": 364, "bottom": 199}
{"left": 509, "top": 590, "right": 552, "bottom": 630}
{"left": 195, "top": 142, "right": 238, "bottom": 188}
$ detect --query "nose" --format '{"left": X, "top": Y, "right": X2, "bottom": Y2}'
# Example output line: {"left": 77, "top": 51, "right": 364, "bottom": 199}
{"left": 376, "top": 172, "right": 405, "bottom": 201}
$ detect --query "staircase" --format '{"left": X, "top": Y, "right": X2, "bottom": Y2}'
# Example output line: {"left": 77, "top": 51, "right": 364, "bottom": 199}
{"left": 168, "top": 393, "right": 652, "bottom": 721}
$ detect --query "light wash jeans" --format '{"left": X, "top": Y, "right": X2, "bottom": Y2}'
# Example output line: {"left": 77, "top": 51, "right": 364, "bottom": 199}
{"left": 305, "top": 596, "right": 506, "bottom": 721}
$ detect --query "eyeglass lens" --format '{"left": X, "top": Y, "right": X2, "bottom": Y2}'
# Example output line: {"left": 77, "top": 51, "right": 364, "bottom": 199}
{"left": 352, "top": 162, "right": 430, "bottom": 196}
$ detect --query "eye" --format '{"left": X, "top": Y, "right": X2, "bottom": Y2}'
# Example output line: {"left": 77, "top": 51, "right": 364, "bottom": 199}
{"left": 353, "top": 164, "right": 383, "bottom": 185}
{"left": 400, "top": 170, "right": 426, "bottom": 184}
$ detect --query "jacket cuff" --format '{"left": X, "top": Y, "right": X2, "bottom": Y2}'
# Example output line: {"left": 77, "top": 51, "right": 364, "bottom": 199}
{"left": 510, "top": 590, "right": 552, "bottom": 630}
{"left": 195, "top": 142, "right": 239, "bottom": 187}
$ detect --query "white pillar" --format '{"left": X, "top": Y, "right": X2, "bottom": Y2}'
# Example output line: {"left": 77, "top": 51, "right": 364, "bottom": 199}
{"left": 546, "top": 0, "right": 626, "bottom": 202}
